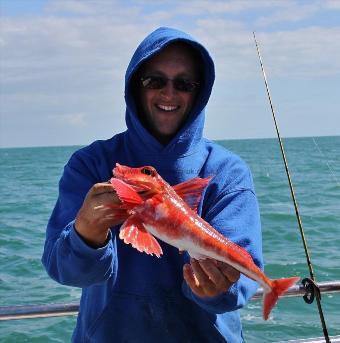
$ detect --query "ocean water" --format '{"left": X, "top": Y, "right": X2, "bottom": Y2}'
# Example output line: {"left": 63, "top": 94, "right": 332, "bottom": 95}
{"left": 0, "top": 136, "right": 339, "bottom": 342}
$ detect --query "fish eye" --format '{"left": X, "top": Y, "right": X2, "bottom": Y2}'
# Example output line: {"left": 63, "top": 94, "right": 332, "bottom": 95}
{"left": 141, "top": 167, "right": 154, "bottom": 176}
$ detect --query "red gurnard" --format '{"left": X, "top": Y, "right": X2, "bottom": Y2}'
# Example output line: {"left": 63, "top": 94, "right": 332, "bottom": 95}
{"left": 109, "top": 163, "right": 299, "bottom": 320}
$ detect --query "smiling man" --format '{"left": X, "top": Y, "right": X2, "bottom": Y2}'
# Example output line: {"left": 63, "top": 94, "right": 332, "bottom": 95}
{"left": 136, "top": 42, "right": 201, "bottom": 144}
{"left": 42, "top": 27, "right": 263, "bottom": 342}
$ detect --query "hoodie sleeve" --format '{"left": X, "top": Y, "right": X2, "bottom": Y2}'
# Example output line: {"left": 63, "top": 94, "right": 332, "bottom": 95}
{"left": 182, "top": 165, "right": 263, "bottom": 314}
{"left": 41, "top": 150, "right": 117, "bottom": 288}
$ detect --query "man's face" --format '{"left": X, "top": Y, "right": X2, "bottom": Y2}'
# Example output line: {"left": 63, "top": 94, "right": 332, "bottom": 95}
{"left": 138, "top": 44, "right": 199, "bottom": 145}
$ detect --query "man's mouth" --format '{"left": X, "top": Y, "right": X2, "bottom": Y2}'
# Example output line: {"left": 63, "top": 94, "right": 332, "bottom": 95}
{"left": 156, "top": 104, "right": 179, "bottom": 112}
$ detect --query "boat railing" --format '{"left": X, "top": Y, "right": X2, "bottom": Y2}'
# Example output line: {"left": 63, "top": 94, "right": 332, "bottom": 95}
{"left": 0, "top": 280, "right": 339, "bottom": 321}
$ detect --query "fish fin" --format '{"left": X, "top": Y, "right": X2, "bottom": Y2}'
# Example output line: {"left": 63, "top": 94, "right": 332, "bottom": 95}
{"left": 263, "top": 276, "right": 300, "bottom": 320}
{"left": 173, "top": 176, "right": 213, "bottom": 212}
{"left": 110, "top": 178, "right": 143, "bottom": 207}
{"left": 119, "top": 217, "right": 163, "bottom": 258}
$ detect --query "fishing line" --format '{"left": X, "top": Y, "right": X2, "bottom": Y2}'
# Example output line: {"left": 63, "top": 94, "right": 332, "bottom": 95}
{"left": 311, "top": 137, "right": 340, "bottom": 188}
{"left": 253, "top": 32, "right": 331, "bottom": 342}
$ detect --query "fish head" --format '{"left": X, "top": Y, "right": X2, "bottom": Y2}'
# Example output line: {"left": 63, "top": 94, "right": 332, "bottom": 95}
{"left": 112, "top": 163, "right": 165, "bottom": 196}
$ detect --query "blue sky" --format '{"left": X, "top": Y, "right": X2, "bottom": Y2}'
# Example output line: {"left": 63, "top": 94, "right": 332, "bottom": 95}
{"left": 1, "top": 0, "right": 339, "bottom": 148}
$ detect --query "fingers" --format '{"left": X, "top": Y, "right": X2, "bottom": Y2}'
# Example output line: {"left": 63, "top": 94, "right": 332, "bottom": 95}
{"left": 89, "top": 183, "right": 121, "bottom": 203}
{"left": 74, "top": 182, "right": 127, "bottom": 247}
{"left": 183, "top": 259, "right": 221, "bottom": 298}
{"left": 190, "top": 259, "right": 217, "bottom": 297}
{"left": 183, "top": 264, "right": 206, "bottom": 298}
{"left": 217, "top": 261, "right": 240, "bottom": 283}
{"left": 89, "top": 203, "right": 127, "bottom": 228}
{"left": 84, "top": 183, "right": 121, "bottom": 208}
{"left": 199, "top": 259, "right": 229, "bottom": 292}
{"left": 183, "top": 258, "right": 240, "bottom": 298}
{"left": 91, "top": 182, "right": 116, "bottom": 194}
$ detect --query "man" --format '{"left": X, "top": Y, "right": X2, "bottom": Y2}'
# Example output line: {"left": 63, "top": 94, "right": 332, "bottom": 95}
{"left": 42, "top": 27, "right": 263, "bottom": 342}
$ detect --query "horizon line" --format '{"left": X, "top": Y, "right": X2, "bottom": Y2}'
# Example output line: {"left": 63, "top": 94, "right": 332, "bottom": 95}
{"left": 1, "top": 134, "right": 339, "bottom": 150}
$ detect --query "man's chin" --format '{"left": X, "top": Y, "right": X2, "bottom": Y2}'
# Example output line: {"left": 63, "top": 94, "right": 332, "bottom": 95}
{"left": 151, "top": 129, "right": 177, "bottom": 145}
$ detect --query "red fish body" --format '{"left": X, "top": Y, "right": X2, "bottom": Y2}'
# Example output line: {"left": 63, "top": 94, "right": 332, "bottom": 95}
{"left": 110, "top": 163, "right": 299, "bottom": 320}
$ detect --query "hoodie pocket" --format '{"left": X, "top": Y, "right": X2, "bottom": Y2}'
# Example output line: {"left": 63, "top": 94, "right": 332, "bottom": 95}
{"left": 86, "top": 293, "right": 171, "bottom": 342}
{"left": 86, "top": 292, "right": 227, "bottom": 343}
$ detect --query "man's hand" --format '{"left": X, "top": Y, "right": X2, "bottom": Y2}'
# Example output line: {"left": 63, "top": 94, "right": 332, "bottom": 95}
{"left": 183, "top": 258, "right": 240, "bottom": 298}
{"left": 75, "top": 183, "right": 126, "bottom": 248}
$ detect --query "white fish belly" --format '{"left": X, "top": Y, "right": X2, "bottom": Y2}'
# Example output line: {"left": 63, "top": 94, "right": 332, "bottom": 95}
{"left": 143, "top": 223, "right": 270, "bottom": 291}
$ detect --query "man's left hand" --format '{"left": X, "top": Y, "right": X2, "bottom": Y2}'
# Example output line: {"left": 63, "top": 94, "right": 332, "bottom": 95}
{"left": 183, "top": 258, "right": 240, "bottom": 298}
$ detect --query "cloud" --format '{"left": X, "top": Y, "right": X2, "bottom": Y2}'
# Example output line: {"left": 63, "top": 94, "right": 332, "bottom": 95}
{"left": 324, "top": 0, "right": 340, "bottom": 10}
{"left": 175, "top": 0, "right": 288, "bottom": 16}
{"left": 0, "top": 0, "right": 339, "bottom": 147}
{"left": 191, "top": 18, "right": 340, "bottom": 79}
{"left": 52, "top": 112, "right": 88, "bottom": 126}
{"left": 254, "top": 3, "right": 321, "bottom": 26}
{"left": 44, "top": 0, "right": 98, "bottom": 15}
{"left": 255, "top": 27, "right": 340, "bottom": 78}
{"left": 44, "top": 0, "right": 140, "bottom": 17}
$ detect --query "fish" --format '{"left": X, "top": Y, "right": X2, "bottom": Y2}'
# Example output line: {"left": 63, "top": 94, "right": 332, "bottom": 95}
{"left": 109, "top": 163, "right": 299, "bottom": 320}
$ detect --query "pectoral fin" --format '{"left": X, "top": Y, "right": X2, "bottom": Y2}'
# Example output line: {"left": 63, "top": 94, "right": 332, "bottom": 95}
{"left": 119, "top": 216, "right": 163, "bottom": 258}
{"left": 110, "top": 178, "right": 143, "bottom": 208}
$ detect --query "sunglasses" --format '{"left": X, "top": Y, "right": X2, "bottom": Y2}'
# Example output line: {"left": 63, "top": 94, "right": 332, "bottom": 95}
{"left": 140, "top": 76, "right": 200, "bottom": 93}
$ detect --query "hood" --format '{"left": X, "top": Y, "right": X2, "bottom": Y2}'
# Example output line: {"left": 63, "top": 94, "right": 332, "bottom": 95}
{"left": 124, "top": 27, "right": 215, "bottom": 157}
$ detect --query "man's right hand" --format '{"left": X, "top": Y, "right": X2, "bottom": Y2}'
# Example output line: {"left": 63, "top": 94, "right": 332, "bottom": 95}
{"left": 75, "top": 183, "right": 126, "bottom": 248}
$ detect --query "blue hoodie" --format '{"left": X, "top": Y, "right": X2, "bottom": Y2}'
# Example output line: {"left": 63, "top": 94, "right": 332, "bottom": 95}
{"left": 42, "top": 27, "right": 263, "bottom": 342}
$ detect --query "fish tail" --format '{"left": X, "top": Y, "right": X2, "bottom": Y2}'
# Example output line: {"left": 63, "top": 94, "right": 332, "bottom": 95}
{"left": 263, "top": 276, "right": 300, "bottom": 320}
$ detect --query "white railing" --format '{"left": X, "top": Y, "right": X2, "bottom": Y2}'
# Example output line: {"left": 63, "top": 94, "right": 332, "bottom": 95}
{"left": 1, "top": 280, "right": 339, "bottom": 321}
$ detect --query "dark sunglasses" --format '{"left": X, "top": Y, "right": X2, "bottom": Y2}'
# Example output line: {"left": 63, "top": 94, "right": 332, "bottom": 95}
{"left": 140, "top": 76, "right": 200, "bottom": 93}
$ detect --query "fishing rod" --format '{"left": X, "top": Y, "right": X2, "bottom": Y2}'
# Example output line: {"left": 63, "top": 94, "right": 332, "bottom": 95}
{"left": 253, "top": 32, "right": 331, "bottom": 342}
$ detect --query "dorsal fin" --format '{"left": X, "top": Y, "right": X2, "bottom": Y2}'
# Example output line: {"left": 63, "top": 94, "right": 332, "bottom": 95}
{"left": 173, "top": 176, "right": 212, "bottom": 212}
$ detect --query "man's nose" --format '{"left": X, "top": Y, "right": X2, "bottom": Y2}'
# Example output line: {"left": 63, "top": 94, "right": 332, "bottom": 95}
{"left": 160, "top": 81, "right": 176, "bottom": 98}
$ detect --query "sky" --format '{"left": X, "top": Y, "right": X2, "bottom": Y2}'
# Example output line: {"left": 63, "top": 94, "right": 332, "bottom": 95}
{"left": 0, "top": 0, "right": 339, "bottom": 148}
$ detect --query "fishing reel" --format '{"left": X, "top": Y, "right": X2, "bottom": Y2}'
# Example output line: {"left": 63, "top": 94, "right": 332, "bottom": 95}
{"left": 302, "top": 277, "right": 321, "bottom": 304}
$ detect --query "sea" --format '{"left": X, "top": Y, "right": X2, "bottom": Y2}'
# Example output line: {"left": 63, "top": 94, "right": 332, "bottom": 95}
{"left": 0, "top": 136, "right": 339, "bottom": 342}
